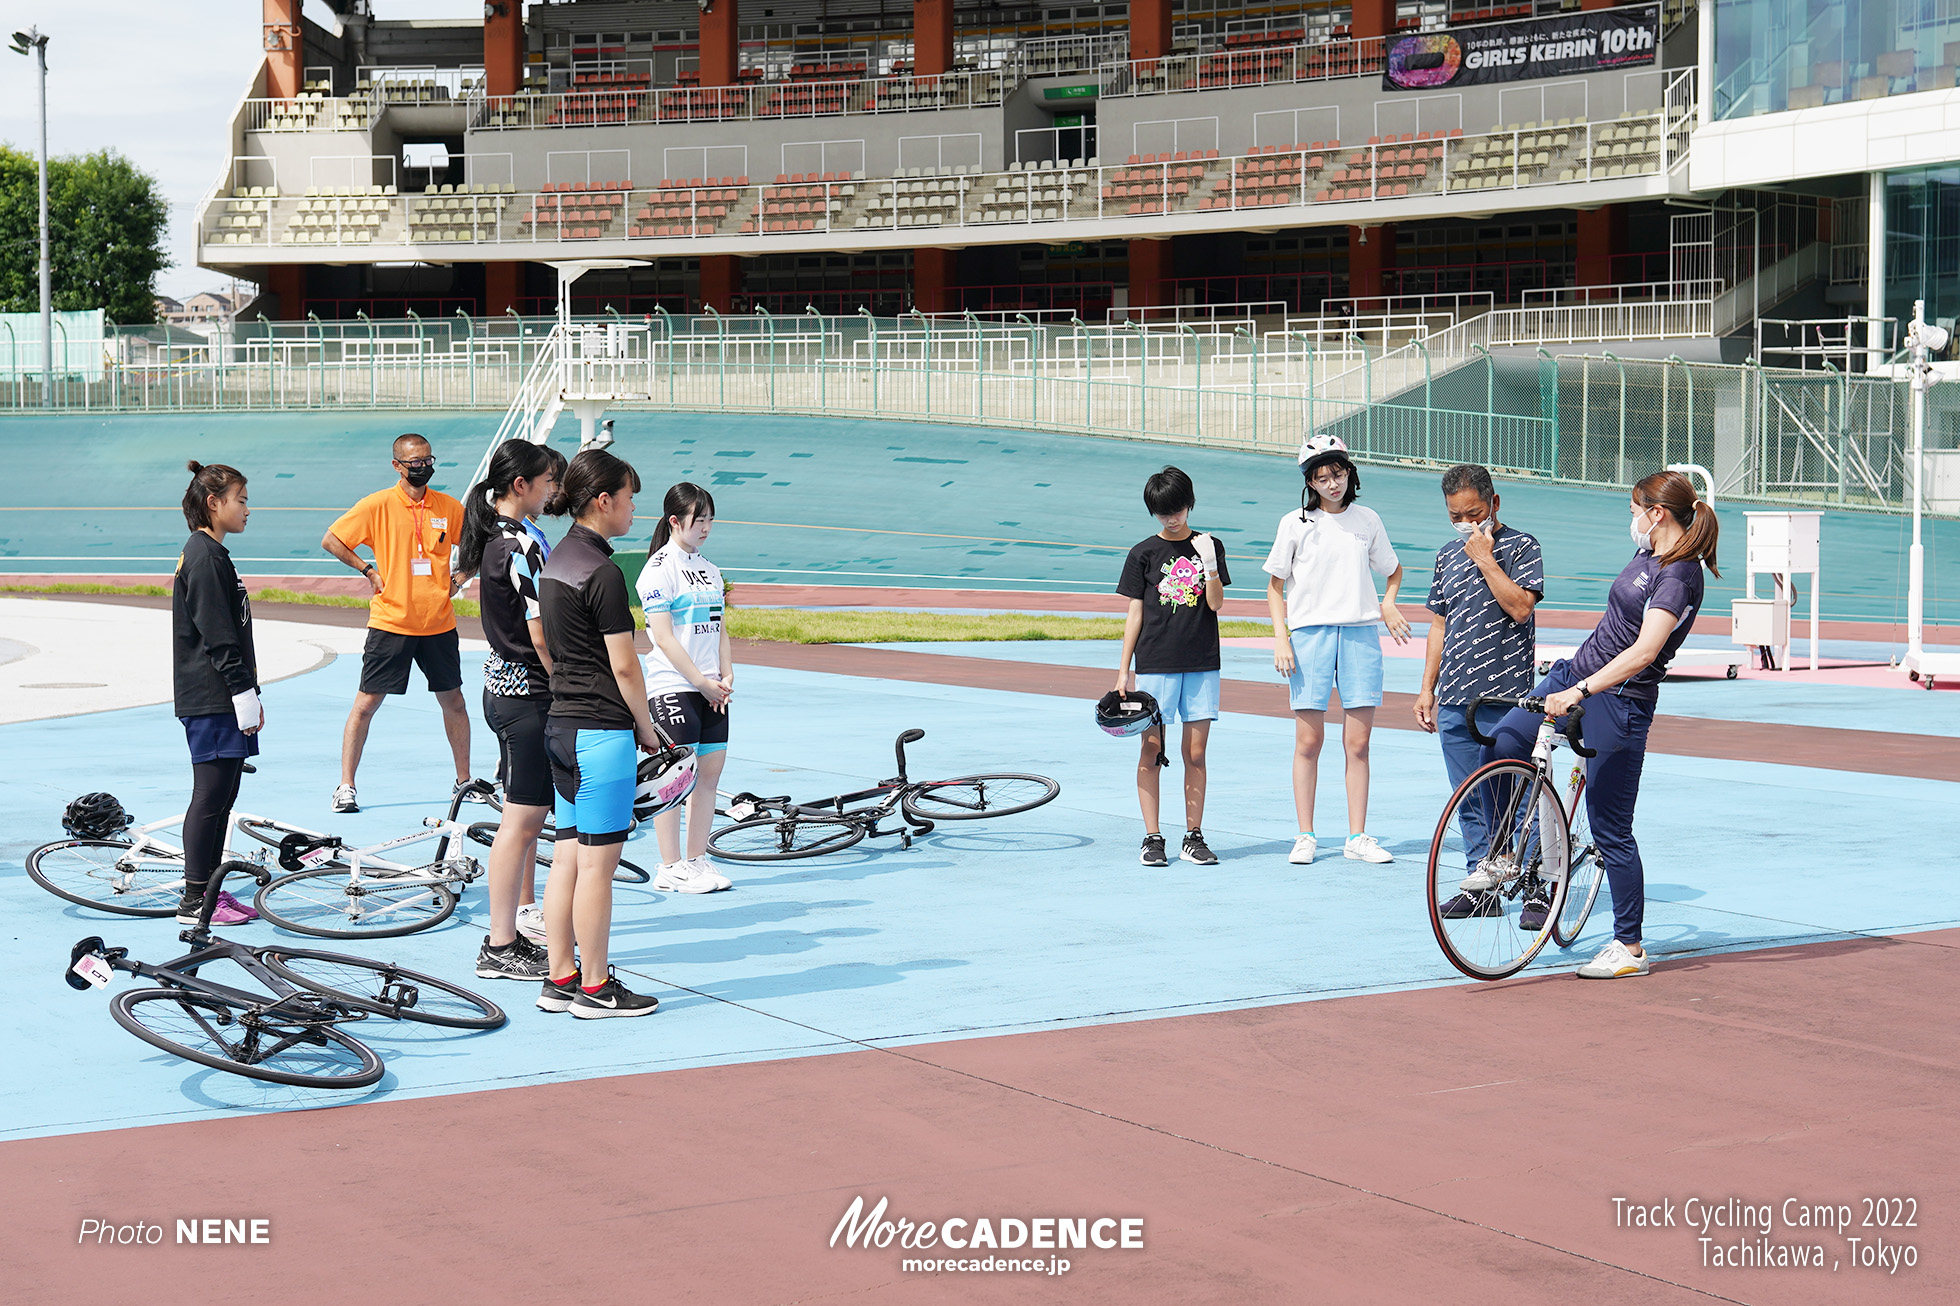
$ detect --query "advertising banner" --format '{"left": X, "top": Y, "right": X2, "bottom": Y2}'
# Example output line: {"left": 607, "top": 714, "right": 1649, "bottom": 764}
{"left": 1383, "top": 5, "right": 1660, "bottom": 92}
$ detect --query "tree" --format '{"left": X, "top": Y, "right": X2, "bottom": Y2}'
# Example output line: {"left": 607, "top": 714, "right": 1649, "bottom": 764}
{"left": 0, "top": 145, "right": 169, "bottom": 324}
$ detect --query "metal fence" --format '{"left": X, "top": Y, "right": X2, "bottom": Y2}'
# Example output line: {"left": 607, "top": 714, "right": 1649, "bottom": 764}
{"left": 1, "top": 312, "right": 1945, "bottom": 516}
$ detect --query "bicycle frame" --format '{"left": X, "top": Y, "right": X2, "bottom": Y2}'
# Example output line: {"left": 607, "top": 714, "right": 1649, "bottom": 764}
{"left": 71, "top": 810, "right": 275, "bottom": 906}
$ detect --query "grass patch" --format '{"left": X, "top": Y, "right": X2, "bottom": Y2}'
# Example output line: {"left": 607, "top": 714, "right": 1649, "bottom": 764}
{"left": 0, "top": 581, "right": 171, "bottom": 597}
{"left": 727, "top": 608, "right": 1272, "bottom": 644}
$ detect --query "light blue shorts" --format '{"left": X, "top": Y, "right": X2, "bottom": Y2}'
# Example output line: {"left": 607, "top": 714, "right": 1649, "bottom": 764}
{"left": 1135, "top": 669, "right": 1221, "bottom": 726}
{"left": 1286, "top": 624, "right": 1385, "bottom": 711}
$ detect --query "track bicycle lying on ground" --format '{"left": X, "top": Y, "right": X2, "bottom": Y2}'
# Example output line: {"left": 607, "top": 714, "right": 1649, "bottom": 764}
{"left": 705, "top": 728, "right": 1061, "bottom": 861}
{"left": 1425, "top": 696, "right": 1605, "bottom": 980}
{"left": 27, "top": 779, "right": 270, "bottom": 919}
{"left": 236, "top": 780, "right": 641, "bottom": 938}
{"left": 66, "top": 862, "right": 505, "bottom": 1090}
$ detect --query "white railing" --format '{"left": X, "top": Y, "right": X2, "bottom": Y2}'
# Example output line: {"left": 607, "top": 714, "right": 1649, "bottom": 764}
{"left": 1014, "top": 33, "right": 1129, "bottom": 77}
{"left": 1098, "top": 34, "right": 1388, "bottom": 98}
{"left": 355, "top": 65, "right": 486, "bottom": 103}
{"left": 469, "top": 322, "right": 569, "bottom": 488}
{"left": 472, "top": 66, "right": 1007, "bottom": 131}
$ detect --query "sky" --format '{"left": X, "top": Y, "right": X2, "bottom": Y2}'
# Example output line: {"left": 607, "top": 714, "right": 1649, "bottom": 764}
{"left": 0, "top": 1, "right": 476, "bottom": 303}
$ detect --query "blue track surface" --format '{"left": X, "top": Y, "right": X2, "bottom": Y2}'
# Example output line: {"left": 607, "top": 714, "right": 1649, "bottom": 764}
{"left": 5, "top": 644, "right": 1955, "bottom": 1141}
{"left": 1, "top": 410, "right": 1954, "bottom": 625}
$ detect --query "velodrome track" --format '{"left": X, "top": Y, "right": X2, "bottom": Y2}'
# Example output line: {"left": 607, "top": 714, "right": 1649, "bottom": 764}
{"left": 2, "top": 413, "right": 1955, "bottom": 1302}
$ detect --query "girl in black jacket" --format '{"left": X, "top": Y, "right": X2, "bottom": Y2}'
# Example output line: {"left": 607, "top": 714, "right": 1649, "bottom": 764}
{"left": 173, "top": 461, "right": 262, "bottom": 926}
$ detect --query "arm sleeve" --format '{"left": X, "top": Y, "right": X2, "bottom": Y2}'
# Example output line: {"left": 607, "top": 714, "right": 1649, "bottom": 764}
{"left": 592, "top": 562, "right": 637, "bottom": 637}
{"left": 1114, "top": 544, "right": 1146, "bottom": 600}
{"left": 186, "top": 553, "right": 256, "bottom": 694}
{"left": 1366, "top": 514, "right": 1400, "bottom": 576}
{"left": 1425, "top": 546, "right": 1450, "bottom": 617}
{"left": 1647, "top": 564, "right": 1698, "bottom": 620}
{"left": 328, "top": 498, "right": 372, "bottom": 551}
{"left": 1261, "top": 518, "right": 1297, "bottom": 581}
{"left": 1510, "top": 535, "right": 1545, "bottom": 598}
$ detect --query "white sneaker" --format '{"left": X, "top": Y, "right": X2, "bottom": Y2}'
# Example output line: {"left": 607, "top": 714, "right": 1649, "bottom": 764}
{"left": 514, "top": 903, "right": 547, "bottom": 944}
{"left": 1288, "top": 834, "right": 1317, "bottom": 865}
{"left": 1576, "top": 939, "right": 1650, "bottom": 979}
{"left": 653, "top": 861, "right": 719, "bottom": 894}
{"left": 1344, "top": 833, "right": 1393, "bottom": 864}
{"left": 1458, "top": 856, "right": 1513, "bottom": 891}
{"left": 686, "top": 856, "right": 732, "bottom": 891}
{"left": 330, "top": 783, "right": 359, "bottom": 814}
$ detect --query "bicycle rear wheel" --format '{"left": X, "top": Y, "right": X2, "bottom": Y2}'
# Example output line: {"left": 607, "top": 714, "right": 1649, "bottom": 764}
{"left": 1426, "top": 759, "right": 1570, "bottom": 981}
{"left": 259, "top": 947, "right": 506, "bottom": 1029}
{"left": 901, "top": 773, "right": 1060, "bottom": 822}
{"left": 255, "top": 867, "right": 459, "bottom": 939}
{"left": 110, "top": 987, "right": 383, "bottom": 1089}
{"left": 27, "top": 839, "right": 182, "bottom": 918}
{"left": 1550, "top": 765, "right": 1604, "bottom": 949}
{"left": 706, "top": 813, "right": 866, "bottom": 861}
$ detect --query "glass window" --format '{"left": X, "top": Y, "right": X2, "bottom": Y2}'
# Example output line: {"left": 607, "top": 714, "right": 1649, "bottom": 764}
{"left": 1716, "top": 0, "right": 1960, "bottom": 120}
{"left": 1886, "top": 166, "right": 1960, "bottom": 333}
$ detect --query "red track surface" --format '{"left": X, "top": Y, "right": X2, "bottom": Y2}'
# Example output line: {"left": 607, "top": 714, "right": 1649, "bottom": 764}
{"left": 9, "top": 930, "right": 1953, "bottom": 1304}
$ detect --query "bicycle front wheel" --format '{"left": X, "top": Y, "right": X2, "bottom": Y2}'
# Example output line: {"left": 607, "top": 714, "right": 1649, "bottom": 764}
{"left": 1426, "top": 759, "right": 1570, "bottom": 981}
{"left": 27, "top": 839, "right": 182, "bottom": 918}
{"left": 1551, "top": 766, "right": 1604, "bottom": 949}
{"left": 259, "top": 948, "right": 506, "bottom": 1029}
{"left": 110, "top": 987, "right": 383, "bottom": 1089}
{"left": 901, "top": 773, "right": 1060, "bottom": 822}
{"left": 255, "top": 867, "right": 459, "bottom": 939}
{"left": 706, "top": 814, "right": 866, "bottom": 861}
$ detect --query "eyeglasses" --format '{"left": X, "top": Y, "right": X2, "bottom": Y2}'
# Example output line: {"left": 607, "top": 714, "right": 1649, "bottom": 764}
{"left": 395, "top": 458, "right": 436, "bottom": 471}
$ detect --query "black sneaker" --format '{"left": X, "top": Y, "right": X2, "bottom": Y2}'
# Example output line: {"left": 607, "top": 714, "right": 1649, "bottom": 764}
{"left": 537, "top": 973, "right": 581, "bottom": 1013}
{"left": 476, "top": 934, "right": 550, "bottom": 980}
{"left": 570, "top": 971, "right": 660, "bottom": 1020}
{"left": 1518, "top": 885, "right": 1553, "bottom": 932}
{"left": 1180, "top": 830, "right": 1219, "bottom": 865}
{"left": 1440, "top": 890, "right": 1502, "bottom": 919}
{"left": 1139, "top": 833, "right": 1168, "bottom": 867}
{"left": 174, "top": 892, "right": 206, "bottom": 927}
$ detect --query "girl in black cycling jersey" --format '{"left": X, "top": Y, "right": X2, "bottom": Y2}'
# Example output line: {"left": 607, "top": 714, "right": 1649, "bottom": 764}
{"left": 1482, "top": 469, "right": 1720, "bottom": 979}
{"left": 171, "top": 461, "right": 262, "bottom": 927}
{"left": 459, "top": 440, "right": 561, "bottom": 982}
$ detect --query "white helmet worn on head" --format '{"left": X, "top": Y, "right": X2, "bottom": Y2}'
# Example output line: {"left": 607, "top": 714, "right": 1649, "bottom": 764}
{"left": 1298, "top": 433, "right": 1348, "bottom": 468}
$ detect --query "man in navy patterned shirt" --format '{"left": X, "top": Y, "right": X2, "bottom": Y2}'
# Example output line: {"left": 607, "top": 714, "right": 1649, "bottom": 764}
{"left": 1414, "top": 465, "right": 1544, "bottom": 918}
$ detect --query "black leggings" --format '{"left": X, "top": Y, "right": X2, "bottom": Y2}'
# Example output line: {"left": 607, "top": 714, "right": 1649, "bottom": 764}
{"left": 184, "top": 757, "right": 246, "bottom": 899}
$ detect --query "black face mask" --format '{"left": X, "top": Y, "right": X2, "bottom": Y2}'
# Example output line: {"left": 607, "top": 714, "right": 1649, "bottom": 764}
{"left": 401, "top": 464, "right": 435, "bottom": 488}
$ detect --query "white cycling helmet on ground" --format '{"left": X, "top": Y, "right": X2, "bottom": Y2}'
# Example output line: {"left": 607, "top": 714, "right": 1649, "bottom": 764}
{"left": 634, "top": 745, "right": 698, "bottom": 821}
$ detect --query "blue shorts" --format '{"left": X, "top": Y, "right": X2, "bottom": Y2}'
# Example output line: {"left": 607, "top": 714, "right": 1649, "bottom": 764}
{"left": 1134, "top": 670, "right": 1220, "bottom": 725}
{"left": 180, "top": 712, "right": 261, "bottom": 765}
{"left": 544, "top": 720, "right": 636, "bottom": 846}
{"left": 1286, "top": 624, "right": 1385, "bottom": 711}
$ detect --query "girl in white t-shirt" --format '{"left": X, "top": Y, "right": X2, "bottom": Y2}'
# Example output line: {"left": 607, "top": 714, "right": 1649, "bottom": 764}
{"left": 1262, "top": 436, "right": 1411, "bottom": 867}
{"left": 637, "top": 482, "right": 735, "bottom": 894}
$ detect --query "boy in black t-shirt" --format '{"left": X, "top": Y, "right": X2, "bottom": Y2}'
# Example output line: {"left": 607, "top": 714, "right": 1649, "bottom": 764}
{"left": 1114, "top": 467, "right": 1232, "bottom": 867}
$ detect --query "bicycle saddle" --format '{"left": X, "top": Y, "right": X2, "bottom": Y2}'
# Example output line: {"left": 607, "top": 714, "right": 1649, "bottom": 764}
{"left": 277, "top": 832, "right": 345, "bottom": 873}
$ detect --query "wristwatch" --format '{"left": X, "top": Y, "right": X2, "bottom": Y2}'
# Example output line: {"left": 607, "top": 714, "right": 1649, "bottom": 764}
{"left": 361, "top": 563, "right": 377, "bottom": 577}
{"left": 1577, "top": 680, "right": 1592, "bottom": 698}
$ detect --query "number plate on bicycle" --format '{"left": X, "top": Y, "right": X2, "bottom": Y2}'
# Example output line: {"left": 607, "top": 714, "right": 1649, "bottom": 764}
{"left": 728, "top": 799, "right": 759, "bottom": 821}
{"left": 300, "top": 846, "right": 335, "bottom": 868}
{"left": 70, "top": 954, "right": 113, "bottom": 989}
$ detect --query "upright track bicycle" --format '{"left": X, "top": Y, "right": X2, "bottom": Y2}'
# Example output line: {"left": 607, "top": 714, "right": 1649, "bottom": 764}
{"left": 1425, "top": 696, "right": 1604, "bottom": 980}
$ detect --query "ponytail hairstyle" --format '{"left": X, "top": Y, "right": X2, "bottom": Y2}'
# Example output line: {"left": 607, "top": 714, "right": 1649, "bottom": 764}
{"left": 460, "top": 439, "right": 555, "bottom": 572}
{"left": 560, "top": 448, "right": 643, "bottom": 522}
{"left": 650, "top": 481, "right": 717, "bottom": 553}
{"left": 1633, "top": 469, "right": 1721, "bottom": 578}
{"left": 182, "top": 460, "right": 247, "bottom": 530}
{"left": 537, "top": 444, "right": 571, "bottom": 517}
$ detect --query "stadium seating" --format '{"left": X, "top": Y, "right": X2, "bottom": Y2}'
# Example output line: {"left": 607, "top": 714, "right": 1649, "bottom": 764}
{"left": 633, "top": 177, "right": 750, "bottom": 238}
{"left": 521, "top": 181, "right": 635, "bottom": 241}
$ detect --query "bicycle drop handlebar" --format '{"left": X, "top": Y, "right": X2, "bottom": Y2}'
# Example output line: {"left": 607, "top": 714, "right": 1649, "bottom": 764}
{"left": 1466, "top": 695, "right": 1597, "bottom": 758}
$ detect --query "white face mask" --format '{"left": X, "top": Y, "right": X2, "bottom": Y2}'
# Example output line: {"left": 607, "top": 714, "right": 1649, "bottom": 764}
{"left": 1630, "top": 512, "right": 1655, "bottom": 550}
{"left": 1453, "top": 521, "right": 1480, "bottom": 538}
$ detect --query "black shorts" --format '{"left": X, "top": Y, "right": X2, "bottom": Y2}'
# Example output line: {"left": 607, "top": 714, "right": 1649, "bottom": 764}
{"left": 483, "top": 690, "right": 553, "bottom": 808}
{"left": 360, "top": 628, "right": 463, "bottom": 696}
{"left": 650, "top": 691, "right": 730, "bottom": 754}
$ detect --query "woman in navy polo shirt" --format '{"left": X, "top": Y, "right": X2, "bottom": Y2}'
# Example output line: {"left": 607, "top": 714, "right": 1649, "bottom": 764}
{"left": 1479, "top": 470, "right": 1720, "bottom": 979}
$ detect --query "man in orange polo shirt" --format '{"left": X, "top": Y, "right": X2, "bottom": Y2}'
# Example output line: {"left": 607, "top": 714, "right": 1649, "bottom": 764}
{"left": 321, "top": 433, "right": 475, "bottom": 813}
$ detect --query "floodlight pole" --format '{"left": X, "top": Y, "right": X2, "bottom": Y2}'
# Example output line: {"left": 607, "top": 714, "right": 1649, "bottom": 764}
{"left": 12, "top": 28, "right": 52, "bottom": 406}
